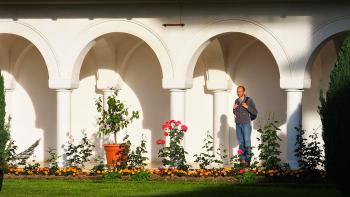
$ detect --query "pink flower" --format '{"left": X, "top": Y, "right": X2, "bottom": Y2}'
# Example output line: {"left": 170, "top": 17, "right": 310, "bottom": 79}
{"left": 237, "top": 149, "right": 244, "bottom": 155}
{"left": 241, "top": 159, "right": 246, "bottom": 164}
{"left": 239, "top": 169, "right": 245, "bottom": 174}
{"left": 181, "top": 125, "right": 188, "bottom": 132}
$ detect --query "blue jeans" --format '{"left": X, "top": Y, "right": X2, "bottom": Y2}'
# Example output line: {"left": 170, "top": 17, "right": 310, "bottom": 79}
{"left": 236, "top": 123, "right": 252, "bottom": 163}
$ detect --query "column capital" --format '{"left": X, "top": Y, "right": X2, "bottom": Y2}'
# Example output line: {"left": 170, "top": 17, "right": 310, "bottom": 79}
{"left": 2, "top": 71, "right": 16, "bottom": 90}
{"left": 206, "top": 80, "right": 232, "bottom": 92}
{"left": 169, "top": 88, "right": 187, "bottom": 92}
{"left": 280, "top": 75, "right": 309, "bottom": 89}
{"left": 96, "top": 81, "right": 123, "bottom": 91}
{"left": 212, "top": 89, "right": 230, "bottom": 93}
{"left": 101, "top": 88, "right": 115, "bottom": 93}
{"left": 96, "top": 69, "right": 122, "bottom": 90}
{"left": 162, "top": 78, "right": 192, "bottom": 89}
{"left": 55, "top": 89, "right": 73, "bottom": 92}
{"left": 49, "top": 77, "right": 79, "bottom": 89}
{"left": 284, "top": 88, "right": 304, "bottom": 92}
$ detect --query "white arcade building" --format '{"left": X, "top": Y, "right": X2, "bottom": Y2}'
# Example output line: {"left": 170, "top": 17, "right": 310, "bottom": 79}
{"left": 0, "top": 0, "right": 348, "bottom": 168}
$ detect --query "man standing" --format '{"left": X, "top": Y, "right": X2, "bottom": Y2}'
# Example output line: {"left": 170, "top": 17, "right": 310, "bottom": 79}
{"left": 233, "top": 85, "right": 258, "bottom": 165}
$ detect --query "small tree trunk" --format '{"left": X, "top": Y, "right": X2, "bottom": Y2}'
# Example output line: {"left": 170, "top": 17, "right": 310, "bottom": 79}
{"left": 114, "top": 133, "right": 117, "bottom": 144}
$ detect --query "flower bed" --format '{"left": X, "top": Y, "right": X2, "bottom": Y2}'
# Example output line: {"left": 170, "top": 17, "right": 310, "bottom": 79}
{"left": 1, "top": 119, "right": 328, "bottom": 185}
{"left": 3, "top": 166, "right": 327, "bottom": 184}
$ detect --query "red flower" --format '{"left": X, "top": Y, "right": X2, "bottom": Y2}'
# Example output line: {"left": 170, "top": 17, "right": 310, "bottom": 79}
{"left": 156, "top": 139, "right": 165, "bottom": 145}
{"left": 181, "top": 125, "right": 188, "bottom": 132}
{"left": 175, "top": 121, "right": 181, "bottom": 126}
{"left": 237, "top": 149, "right": 244, "bottom": 155}
{"left": 162, "top": 121, "right": 171, "bottom": 130}
{"left": 169, "top": 120, "right": 176, "bottom": 126}
{"left": 163, "top": 131, "right": 169, "bottom": 137}
{"left": 239, "top": 169, "right": 245, "bottom": 174}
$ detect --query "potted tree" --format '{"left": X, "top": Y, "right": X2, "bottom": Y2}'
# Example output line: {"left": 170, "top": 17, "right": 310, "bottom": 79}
{"left": 96, "top": 89, "right": 139, "bottom": 167}
{"left": 0, "top": 72, "right": 9, "bottom": 191}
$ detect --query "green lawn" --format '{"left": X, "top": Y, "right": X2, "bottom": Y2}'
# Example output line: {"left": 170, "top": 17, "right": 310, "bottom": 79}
{"left": 0, "top": 179, "right": 344, "bottom": 197}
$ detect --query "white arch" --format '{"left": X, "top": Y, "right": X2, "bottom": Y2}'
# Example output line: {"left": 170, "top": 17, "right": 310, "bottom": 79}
{"left": 0, "top": 21, "right": 60, "bottom": 81}
{"left": 66, "top": 19, "right": 173, "bottom": 86}
{"left": 302, "top": 16, "right": 350, "bottom": 88}
{"left": 182, "top": 18, "right": 290, "bottom": 85}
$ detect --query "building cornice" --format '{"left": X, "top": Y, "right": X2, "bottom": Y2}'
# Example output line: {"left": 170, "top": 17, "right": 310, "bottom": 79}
{"left": 0, "top": 0, "right": 344, "bottom": 6}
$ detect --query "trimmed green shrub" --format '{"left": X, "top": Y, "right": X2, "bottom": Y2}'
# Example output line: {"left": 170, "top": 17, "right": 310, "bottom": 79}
{"left": 319, "top": 34, "right": 350, "bottom": 194}
{"left": 0, "top": 72, "right": 8, "bottom": 167}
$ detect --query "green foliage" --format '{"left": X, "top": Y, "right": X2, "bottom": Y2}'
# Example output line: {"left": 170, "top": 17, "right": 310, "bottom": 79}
{"left": 158, "top": 121, "right": 190, "bottom": 171}
{"left": 257, "top": 116, "right": 282, "bottom": 170}
{"left": 102, "top": 171, "right": 122, "bottom": 181}
{"left": 64, "top": 131, "right": 95, "bottom": 169}
{"left": 193, "top": 131, "right": 225, "bottom": 169}
{"left": 294, "top": 125, "right": 325, "bottom": 171}
{"left": 23, "top": 161, "right": 40, "bottom": 174}
{"left": 230, "top": 149, "right": 258, "bottom": 170}
{"left": 5, "top": 139, "right": 17, "bottom": 167}
{"left": 15, "top": 139, "right": 40, "bottom": 166}
{"left": 4, "top": 118, "right": 16, "bottom": 167}
{"left": 238, "top": 171, "right": 256, "bottom": 184}
{"left": 90, "top": 160, "right": 106, "bottom": 176}
{"left": 0, "top": 72, "right": 8, "bottom": 167}
{"left": 2, "top": 117, "right": 40, "bottom": 168}
{"left": 5, "top": 137, "right": 40, "bottom": 168}
{"left": 96, "top": 89, "right": 139, "bottom": 144}
{"left": 319, "top": 34, "right": 350, "bottom": 194}
{"left": 130, "top": 170, "right": 150, "bottom": 181}
{"left": 127, "top": 135, "right": 148, "bottom": 168}
{"left": 46, "top": 147, "right": 59, "bottom": 175}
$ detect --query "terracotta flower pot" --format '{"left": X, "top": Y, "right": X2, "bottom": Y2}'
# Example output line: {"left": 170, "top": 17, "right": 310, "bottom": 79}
{"left": 104, "top": 144, "right": 129, "bottom": 167}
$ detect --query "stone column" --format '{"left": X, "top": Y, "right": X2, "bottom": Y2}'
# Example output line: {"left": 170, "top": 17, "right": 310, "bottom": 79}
{"left": 286, "top": 89, "right": 303, "bottom": 169}
{"left": 169, "top": 89, "right": 186, "bottom": 123}
{"left": 56, "top": 89, "right": 72, "bottom": 166}
{"left": 212, "top": 89, "right": 229, "bottom": 163}
{"left": 169, "top": 89, "right": 186, "bottom": 146}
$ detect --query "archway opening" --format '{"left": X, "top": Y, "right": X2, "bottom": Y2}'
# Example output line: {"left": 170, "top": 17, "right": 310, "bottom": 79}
{"left": 0, "top": 34, "right": 56, "bottom": 164}
{"left": 187, "top": 32, "right": 286, "bottom": 165}
{"left": 72, "top": 32, "right": 169, "bottom": 167}
{"left": 303, "top": 32, "right": 348, "bottom": 152}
